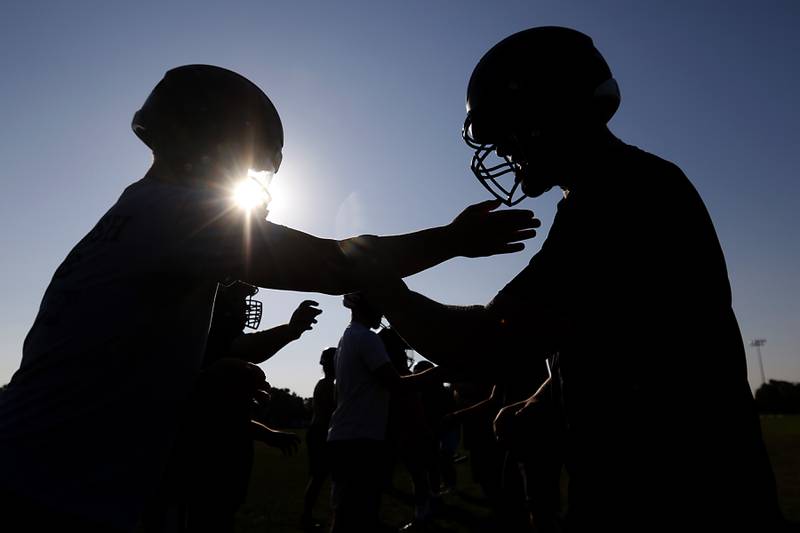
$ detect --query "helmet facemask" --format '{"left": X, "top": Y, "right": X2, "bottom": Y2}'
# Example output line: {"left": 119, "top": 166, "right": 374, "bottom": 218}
{"left": 243, "top": 288, "right": 263, "bottom": 330}
{"left": 463, "top": 27, "right": 621, "bottom": 205}
{"left": 218, "top": 280, "right": 263, "bottom": 330}
{"left": 462, "top": 114, "right": 526, "bottom": 207}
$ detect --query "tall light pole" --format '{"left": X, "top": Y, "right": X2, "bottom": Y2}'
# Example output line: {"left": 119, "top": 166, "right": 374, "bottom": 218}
{"left": 750, "top": 339, "right": 767, "bottom": 387}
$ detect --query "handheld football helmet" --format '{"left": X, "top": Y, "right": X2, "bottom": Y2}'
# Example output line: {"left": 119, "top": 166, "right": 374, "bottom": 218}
{"left": 216, "top": 280, "right": 263, "bottom": 330}
{"left": 132, "top": 64, "right": 284, "bottom": 176}
{"left": 463, "top": 27, "right": 621, "bottom": 205}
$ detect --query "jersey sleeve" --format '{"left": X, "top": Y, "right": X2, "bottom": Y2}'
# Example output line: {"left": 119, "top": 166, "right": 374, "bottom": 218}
{"left": 160, "top": 189, "right": 317, "bottom": 285}
{"left": 486, "top": 198, "right": 577, "bottom": 357}
{"left": 163, "top": 188, "right": 356, "bottom": 291}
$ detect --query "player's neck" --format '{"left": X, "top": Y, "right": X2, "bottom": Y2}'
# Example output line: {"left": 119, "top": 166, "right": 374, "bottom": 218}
{"left": 350, "top": 314, "right": 377, "bottom": 330}
{"left": 560, "top": 128, "right": 621, "bottom": 191}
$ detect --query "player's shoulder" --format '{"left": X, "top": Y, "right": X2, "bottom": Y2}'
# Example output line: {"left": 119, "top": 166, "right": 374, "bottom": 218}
{"left": 342, "top": 322, "right": 372, "bottom": 342}
{"left": 111, "top": 177, "right": 194, "bottom": 216}
{"left": 619, "top": 143, "right": 687, "bottom": 179}
{"left": 614, "top": 142, "right": 700, "bottom": 203}
{"left": 354, "top": 324, "right": 382, "bottom": 344}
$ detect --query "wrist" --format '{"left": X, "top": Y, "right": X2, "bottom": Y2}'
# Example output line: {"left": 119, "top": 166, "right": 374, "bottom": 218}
{"left": 286, "top": 323, "right": 303, "bottom": 340}
{"left": 437, "top": 224, "right": 461, "bottom": 258}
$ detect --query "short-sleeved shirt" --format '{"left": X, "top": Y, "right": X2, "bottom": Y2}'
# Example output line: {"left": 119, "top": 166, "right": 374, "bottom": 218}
{"left": 327, "top": 322, "right": 391, "bottom": 442}
{"left": 0, "top": 178, "right": 298, "bottom": 531}
{"left": 486, "top": 141, "right": 780, "bottom": 527}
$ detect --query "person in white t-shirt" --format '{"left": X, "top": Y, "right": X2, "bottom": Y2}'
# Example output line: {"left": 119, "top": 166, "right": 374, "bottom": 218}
{"left": 0, "top": 65, "right": 538, "bottom": 532}
{"left": 327, "top": 293, "right": 443, "bottom": 533}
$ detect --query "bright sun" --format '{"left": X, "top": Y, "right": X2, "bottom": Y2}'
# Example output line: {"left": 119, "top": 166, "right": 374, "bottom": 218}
{"left": 233, "top": 179, "right": 267, "bottom": 211}
{"left": 233, "top": 170, "right": 273, "bottom": 211}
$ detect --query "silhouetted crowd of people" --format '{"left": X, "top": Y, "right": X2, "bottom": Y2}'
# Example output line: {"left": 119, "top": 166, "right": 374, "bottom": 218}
{"left": 0, "top": 25, "right": 788, "bottom": 533}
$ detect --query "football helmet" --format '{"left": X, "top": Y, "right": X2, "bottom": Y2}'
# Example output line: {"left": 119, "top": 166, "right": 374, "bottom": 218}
{"left": 215, "top": 280, "right": 263, "bottom": 330}
{"left": 132, "top": 64, "right": 283, "bottom": 176}
{"left": 463, "top": 27, "right": 620, "bottom": 205}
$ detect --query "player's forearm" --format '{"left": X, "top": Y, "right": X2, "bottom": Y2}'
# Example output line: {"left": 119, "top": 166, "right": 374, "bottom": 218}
{"left": 339, "top": 226, "right": 457, "bottom": 280}
{"left": 452, "top": 391, "right": 499, "bottom": 420}
{"left": 246, "top": 201, "right": 536, "bottom": 294}
{"left": 247, "top": 227, "right": 456, "bottom": 295}
{"left": 249, "top": 419, "right": 276, "bottom": 440}
{"left": 380, "top": 287, "right": 501, "bottom": 368}
{"left": 398, "top": 365, "right": 446, "bottom": 389}
{"left": 230, "top": 325, "right": 300, "bottom": 364}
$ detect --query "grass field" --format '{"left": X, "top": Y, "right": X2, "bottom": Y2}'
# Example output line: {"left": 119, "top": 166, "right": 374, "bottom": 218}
{"left": 236, "top": 415, "right": 800, "bottom": 532}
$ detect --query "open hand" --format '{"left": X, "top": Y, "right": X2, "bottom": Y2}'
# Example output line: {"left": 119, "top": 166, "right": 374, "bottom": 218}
{"left": 289, "top": 300, "right": 323, "bottom": 335}
{"left": 449, "top": 199, "right": 540, "bottom": 258}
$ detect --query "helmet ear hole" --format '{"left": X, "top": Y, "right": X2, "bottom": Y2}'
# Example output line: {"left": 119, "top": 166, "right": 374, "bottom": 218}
{"left": 592, "top": 78, "right": 621, "bottom": 124}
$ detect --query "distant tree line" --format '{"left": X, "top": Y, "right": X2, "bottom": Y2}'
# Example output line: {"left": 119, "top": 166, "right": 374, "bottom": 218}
{"left": 755, "top": 380, "right": 800, "bottom": 414}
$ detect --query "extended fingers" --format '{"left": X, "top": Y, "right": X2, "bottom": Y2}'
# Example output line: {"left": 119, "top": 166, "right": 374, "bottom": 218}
{"left": 508, "top": 229, "right": 539, "bottom": 242}
{"left": 490, "top": 242, "right": 527, "bottom": 255}
{"left": 487, "top": 209, "right": 539, "bottom": 228}
{"left": 468, "top": 199, "right": 503, "bottom": 213}
{"left": 488, "top": 227, "right": 538, "bottom": 251}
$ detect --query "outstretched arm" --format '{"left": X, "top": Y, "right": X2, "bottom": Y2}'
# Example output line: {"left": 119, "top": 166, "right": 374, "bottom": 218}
{"left": 447, "top": 385, "right": 500, "bottom": 422}
{"left": 373, "top": 259, "right": 558, "bottom": 375}
{"left": 230, "top": 300, "right": 322, "bottom": 364}
{"left": 372, "top": 361, "right": 449, "bottom": 390}
{"left": 374, "top": 280, "right": 506, "bottom": 370}
{"left": 250, "top": 420, "right": 300, "bottom": 455}
{"left": 493, "top": 374, "right": 557, "bottom": 452}
{"left": 230, "top": 325, "right": 299, "bottom": 364}
{"left": 246, "top": 200, "right": 539, "bottom": 294}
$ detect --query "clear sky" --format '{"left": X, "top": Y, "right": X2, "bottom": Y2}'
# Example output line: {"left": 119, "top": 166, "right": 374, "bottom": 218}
{"left": 1, "top": 0, "right": 798, "bottom": 397}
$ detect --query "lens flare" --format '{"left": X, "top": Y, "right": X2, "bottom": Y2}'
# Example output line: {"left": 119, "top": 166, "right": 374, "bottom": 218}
{"left": 233, "top": 180, "right": 267, "bottom": 210}
{"left": 233, "top": 170, "right": 273, "bottom": 211}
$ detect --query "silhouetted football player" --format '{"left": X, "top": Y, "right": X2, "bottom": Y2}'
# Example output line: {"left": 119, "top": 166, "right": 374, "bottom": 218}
{"left": 0, "top": 65, "right": 538, "bottom": 532}
{"left": 372, "top": 27, "right": 783, "bottom": 532}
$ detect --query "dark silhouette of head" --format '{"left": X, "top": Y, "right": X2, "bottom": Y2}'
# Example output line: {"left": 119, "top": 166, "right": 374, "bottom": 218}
{"left": 320, "top": 347, "right": 336, "bottom": 378}
{"left": 343, "top": 292, "right": 383, "bottom": 330}
{"left": 463, "top": 26, "right": 620, "bottom": 204}
{"left": 133, "top": 65, "right": 283, "bottom": 187}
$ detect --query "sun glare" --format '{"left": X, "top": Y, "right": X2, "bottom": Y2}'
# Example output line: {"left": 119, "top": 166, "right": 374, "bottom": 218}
{"left": 233, "top": 179, "right": 267, "bottom": 211}
{"left": 233, "top": 170, "right": 273, "bottom": 211}
{"left": 231, "top": 166, "right": 297, "bottom": 222}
